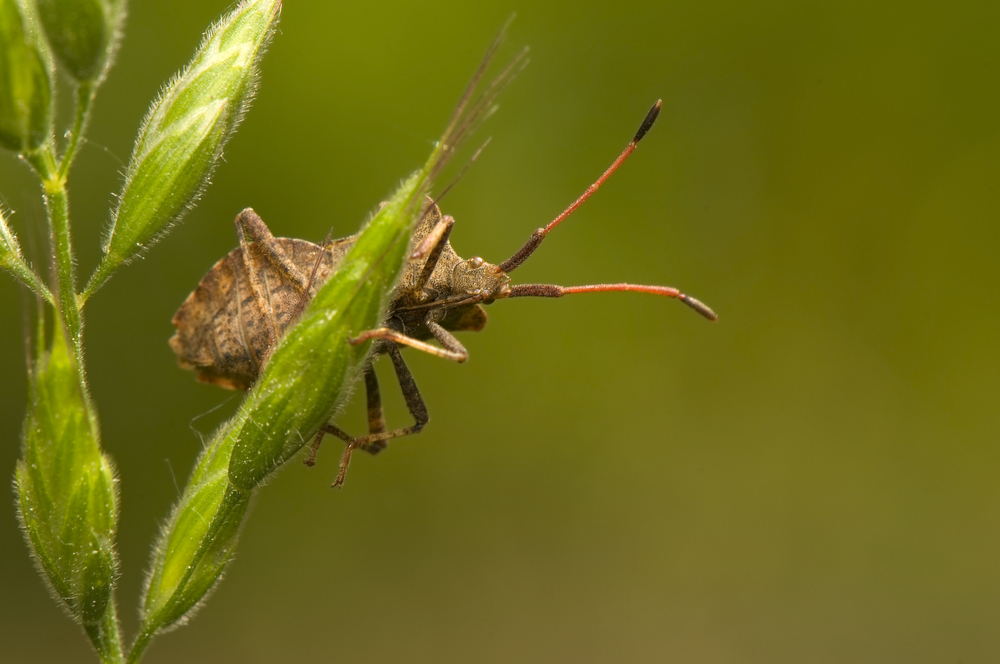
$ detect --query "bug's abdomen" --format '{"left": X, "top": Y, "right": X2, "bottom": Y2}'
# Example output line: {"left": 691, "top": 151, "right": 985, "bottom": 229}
{"left": 169, "top": 238, "right": 335, "bottom": 390}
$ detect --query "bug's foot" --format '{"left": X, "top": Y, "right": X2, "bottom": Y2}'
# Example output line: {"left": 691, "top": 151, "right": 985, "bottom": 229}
{"left": 362, "top": 440, "right": 388, "bottom": 455}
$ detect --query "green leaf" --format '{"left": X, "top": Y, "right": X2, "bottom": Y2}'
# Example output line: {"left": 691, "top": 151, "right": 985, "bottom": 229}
{"left": 0, "top": 0, "right": 53, "bottom": 153}
{"left": 35, "top": 0, "right": 123, "bottom": 82}
{"left": 14, "top": 331, "right": 119, "bottom": 631}
{"left": 85, "top": 0, "right": 280, "bottom": 298}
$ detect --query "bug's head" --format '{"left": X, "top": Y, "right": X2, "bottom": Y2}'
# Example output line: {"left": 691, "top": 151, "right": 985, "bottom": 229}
{"left": 485, "top": 99, "right": 718, "bottom": 322}
{"left": 451, "top": 255, "right": 511, "bottom": 303}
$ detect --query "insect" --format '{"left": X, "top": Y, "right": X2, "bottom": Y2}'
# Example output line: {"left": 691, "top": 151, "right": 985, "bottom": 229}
{"left": 169, "top": 100, "right": 717, "bottom": 487}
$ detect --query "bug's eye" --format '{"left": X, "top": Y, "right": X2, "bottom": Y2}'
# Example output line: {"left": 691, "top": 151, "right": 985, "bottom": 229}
{"left": 469, "top": 256, "right": 484, "bottom": 268}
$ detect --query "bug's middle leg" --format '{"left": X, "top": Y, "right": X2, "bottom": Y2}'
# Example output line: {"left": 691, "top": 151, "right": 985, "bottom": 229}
{"left": 361, "top": 363, "right": 389, "bottom": 454}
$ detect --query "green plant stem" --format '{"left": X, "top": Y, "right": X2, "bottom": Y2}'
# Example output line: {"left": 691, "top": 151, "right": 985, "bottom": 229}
{"left": 26, "top": 80, "right": 96, "bottom": 357}
{"left": 58, "top": 82, "right": 95, "bottom": 180}
{"left": 3, "top": 252, "right": 55, "bottom": 305}
{"left": 25, "top": 101, "right": 126, "bottom": 663}
{"left": 125, "top": 629, "right": 153, "bottom": 664}
{"left": 85, "top": 602, "right": 126, "bottom": 664}
{"left": 27, "top": 147, "right": 83, "bottom": 361}
{"left": 46, "top": 175, "right": 82, "bottom": 355}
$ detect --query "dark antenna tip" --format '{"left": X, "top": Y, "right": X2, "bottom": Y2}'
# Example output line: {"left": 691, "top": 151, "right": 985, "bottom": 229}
{"left": 680, "top": 294, "right": 718, "bottom": 322}
{"left": 633, "top": 99, "right": 662, "bottom": 144}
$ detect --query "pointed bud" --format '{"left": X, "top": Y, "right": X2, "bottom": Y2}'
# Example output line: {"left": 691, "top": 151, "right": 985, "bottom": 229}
{"left": 142, "top": 172, "right": 428, "bottom": 636}
{"left": 86, "top": 0, "right": 280, "bottom": 297}
{"left": 228, "top": 173, "right": 427, "bottom": 491}
{"left": 1, "top": 208, "right": 51, "bottom": 299}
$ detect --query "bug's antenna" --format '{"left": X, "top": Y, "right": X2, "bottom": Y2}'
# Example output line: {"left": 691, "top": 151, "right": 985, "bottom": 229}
{"left": 505, "top": 282, "right": 718, "bottom": 321}
{"left": 498, "top": 100, "right": 662, "bottom": 273}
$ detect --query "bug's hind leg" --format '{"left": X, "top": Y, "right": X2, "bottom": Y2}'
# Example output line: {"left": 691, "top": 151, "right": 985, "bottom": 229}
{"left": 233, "top": 209, "right": 303, "bottom": 347}
{"left": 234, "top": 208, "right": 311, "bottom": 291}
{"left": 361, "top": 363, "right": 389, "bottom": 455}
{"left": 306, "top": 344, "right": 430, "bottom": 487}
{"left": 303, "top": 362, "right": 388, "bottom": 466}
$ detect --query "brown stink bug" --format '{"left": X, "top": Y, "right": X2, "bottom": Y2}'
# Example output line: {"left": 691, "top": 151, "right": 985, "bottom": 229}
{"left": 169, "top": 99, "right": 717, "bottom": 487}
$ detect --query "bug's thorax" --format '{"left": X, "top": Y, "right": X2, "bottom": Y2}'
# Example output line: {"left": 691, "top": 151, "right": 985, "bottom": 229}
{"left": 387, "top": 202, "right": 510, "bottom": 341}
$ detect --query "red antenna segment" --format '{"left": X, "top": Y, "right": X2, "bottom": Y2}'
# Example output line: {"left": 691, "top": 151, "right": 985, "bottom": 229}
{"left": 498, "top": 100, "right": 662, "bottom": 273}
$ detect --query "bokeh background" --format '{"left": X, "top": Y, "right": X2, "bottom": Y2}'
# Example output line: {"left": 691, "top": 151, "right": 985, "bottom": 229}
{"left": 2, "top": 1, "right": 999, "bottom": 662}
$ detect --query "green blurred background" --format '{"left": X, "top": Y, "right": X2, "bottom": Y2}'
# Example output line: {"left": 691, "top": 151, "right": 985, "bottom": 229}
{"left": 2, "top": 0, "right": 999, "bottom": 661}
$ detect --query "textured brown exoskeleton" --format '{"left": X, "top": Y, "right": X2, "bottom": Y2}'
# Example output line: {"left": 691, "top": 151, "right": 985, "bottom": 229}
{"left": 170, "top": 100, "right": 717, "bottom": 486}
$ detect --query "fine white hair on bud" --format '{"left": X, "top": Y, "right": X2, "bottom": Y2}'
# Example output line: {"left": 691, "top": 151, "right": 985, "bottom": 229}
{"left": 86, "top": 0, "right": 281, "bottom": 299}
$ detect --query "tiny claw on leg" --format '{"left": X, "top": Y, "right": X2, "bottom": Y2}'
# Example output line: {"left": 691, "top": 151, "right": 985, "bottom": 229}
{"left": 304, "top": 429, "right": 323, "bottom": 467}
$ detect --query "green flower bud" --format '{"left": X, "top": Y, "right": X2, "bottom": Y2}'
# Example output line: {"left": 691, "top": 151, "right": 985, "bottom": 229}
{"left": 86, "top": 0, "right": 280, "bottom": 297}
{"left": 35, "top": 0, "right": 123, "bottom": 82}
{"left": 15, "top": 333, "right": 119, "bottom": 627}
{"left": 0, "top": 208, "right": 50, "bottom": 300}
{"left": 60, "top": 466, "right": 117, "bottom": 623}
{"left": 0, "top": 0, "right": 53, "bottom": 152}
{"left": 142, "top": 475, "right": 249, "bottom": 628}
{"left": 0, "top": 208, "right": 24, "bottom": 267}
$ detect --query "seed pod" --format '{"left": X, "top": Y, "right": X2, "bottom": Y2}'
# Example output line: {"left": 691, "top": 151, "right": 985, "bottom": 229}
{"left": 87, "top": 0, "right": 280, "bottom": 296}
{"left": 35, "top": 0, "right": 123, "bottom": 82}
{"left": 0, "top": 0, "right": 53, "bottom": 153}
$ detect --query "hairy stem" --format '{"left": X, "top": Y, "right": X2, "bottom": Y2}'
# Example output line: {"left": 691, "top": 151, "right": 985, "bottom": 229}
{"left": 24, "top": 116, "right": 125, "bottom": 664}
{"left": 27, "top": 149, "right": 83, "bottom": 360}
{"left": 84, "top": 602, "right": 125, "bottom": 664}
{"left": 58, "top": 82, "right": 95, "bottom": 181}
{"left": 125, "top": 629, "right": 153, "bottom": 664}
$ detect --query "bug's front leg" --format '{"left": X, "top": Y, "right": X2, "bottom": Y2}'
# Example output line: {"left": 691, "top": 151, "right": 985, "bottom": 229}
{"left": 349, "top": 318, "right": 470, "bottom": 363}
{"left": 411, "top": 213, "right": 455, "bottom": 292}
